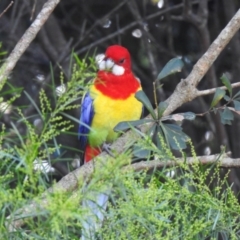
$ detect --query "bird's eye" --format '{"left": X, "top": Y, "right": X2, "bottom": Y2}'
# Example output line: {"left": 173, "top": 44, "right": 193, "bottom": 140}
{"left": 119, "top": 58, "right": 125, "bottom": 64}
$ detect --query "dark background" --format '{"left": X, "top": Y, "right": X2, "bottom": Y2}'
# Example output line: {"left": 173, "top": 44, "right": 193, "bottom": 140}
{"left": 1, "top": 0, "right": 240, "bottom": 193}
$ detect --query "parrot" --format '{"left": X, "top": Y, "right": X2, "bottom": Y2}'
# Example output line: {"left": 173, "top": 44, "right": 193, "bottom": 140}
{"left": 78, "top": 45, "right": 143, "bottom": 239}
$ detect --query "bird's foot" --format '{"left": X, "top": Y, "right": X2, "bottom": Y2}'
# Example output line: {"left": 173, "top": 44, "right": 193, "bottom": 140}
{"left": 102, "top": 143, "right": 115, "bottom": 158}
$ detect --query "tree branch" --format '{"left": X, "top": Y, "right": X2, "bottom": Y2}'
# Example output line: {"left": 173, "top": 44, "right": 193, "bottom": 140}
{"left": 131, "top": 152, "right": 239, "bottom": 172}
{"left": 164, "top": 8, "right": 240, "bottom": 116}
{"left": 196, "top": 82, "right": 240, "bottom": 97}
{"left": 0, "top": 1, "right": 14, "bottom": 18}
{"left": 75, "top": 0, "right": 200, "bottom": 55}
{"left": 0, "top": 0, "right": 61, "bottom": 83}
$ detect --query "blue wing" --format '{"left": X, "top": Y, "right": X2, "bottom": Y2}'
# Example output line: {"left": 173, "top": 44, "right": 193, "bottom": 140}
{"left": 78, "top": 92, "right": 94, "bottom": 153}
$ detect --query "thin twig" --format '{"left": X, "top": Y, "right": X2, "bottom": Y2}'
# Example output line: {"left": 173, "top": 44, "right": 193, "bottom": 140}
{"left": 197, "top": 82, "right": 240, "bottom": 97}
{"left": 163, "top": 8, "right": 240, "bottom": 116}
{"left": 30, "top": 0, "right": 37, "bottom": 21}
{"left": 131, "top": 153, "right": 239, "bottom": 172}
{"left": 73, "top": 0, "right": 128, "bottom": 48}
{"left": 127, "top": 0, "right": 158, "bottom": 78}
{"left": 0, "top": 1, "right": 14, "bottom": 18}
{"left": 75, "top": 0, "right": 200, "bottom": 55}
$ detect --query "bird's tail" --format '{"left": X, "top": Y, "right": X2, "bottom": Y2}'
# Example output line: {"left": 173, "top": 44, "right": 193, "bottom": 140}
{"left": 84, "top": 144, "right": 101, "bottom": 163}
{"left": 81, "top": 191, "right": 110, "bottom": 240}
{"left": 81, "top": 144, "right": 109, "bottom": 239}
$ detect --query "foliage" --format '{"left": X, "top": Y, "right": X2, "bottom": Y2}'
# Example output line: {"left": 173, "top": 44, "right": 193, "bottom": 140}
{"left": 2, "top": 133, "right": 240, "bottom": 239}
{"left": 101, "top": 146, "right": 240, "bottom": 239}
{"left": 0, "top": 52, "right": 240, "bottom": 240}
{"left": 115, "top": 57, "right": 193, "bottom": 157}
{"left": 210, "top": 74, "right": 240, "bottom": 125}
{"left": 0, "top": 53, "right": 95, "bottom": 238}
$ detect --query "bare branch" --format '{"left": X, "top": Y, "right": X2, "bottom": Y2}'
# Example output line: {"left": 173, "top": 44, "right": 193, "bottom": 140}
{"left": 131, "top": 153, "right": 239, "bottom": 172}
{"left": 164, "top": 8, "right": 240, "bottom": 116}
{"left": 0, "top": 1, "right": 14, "bottom": 18}
{"left": 0, "top": 0, "right": 61, "bottom": 83}
{"left": 30, "top": 0, "right": 37, "bottom": 21}
{"left": 196, "top": 82, "right": 240, "bottom": 97}
{"left": 75, "top": 0, "right": 200, "bottom": 55}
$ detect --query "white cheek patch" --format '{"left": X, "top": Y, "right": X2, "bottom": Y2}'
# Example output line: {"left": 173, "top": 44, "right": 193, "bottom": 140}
{"left": 105, "top": 59, "right": 114, "bottom": 70}
{"left": 95, "top": 54, "right": 106, "bottom": 70}
{"left": 112, "top": 64, "right": 125, "bottom": 76}
{"left": 98, "top": 60, "right": 106, "bottom": 70}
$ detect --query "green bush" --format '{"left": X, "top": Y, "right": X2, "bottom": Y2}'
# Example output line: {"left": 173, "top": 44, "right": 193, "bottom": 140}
{"left": 0, "top": 53, "right": 239, "bottom": 240}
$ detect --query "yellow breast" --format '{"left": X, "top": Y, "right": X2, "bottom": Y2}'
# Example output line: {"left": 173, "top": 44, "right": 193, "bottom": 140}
{"left": 88, "top": 85, "right": 142, "bottom": 147}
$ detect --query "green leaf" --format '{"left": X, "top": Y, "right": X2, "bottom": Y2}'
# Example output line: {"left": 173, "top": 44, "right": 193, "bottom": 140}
{"left": 147, "top": 124, "right": 157, "bottom": 137}
{"left": 221, "top": 107, "right": 234, "bottom": 120}
{"left": 0, "top": 51, "right": 7, "bottom": 56}
{"left": 158, "top": 102, "right": 168, "bottom": 118}
{"left": 224, "top": 95, "right": 231, "bottom": 101}
{"left": 160, "top": 123, "right": 189, "bottom": 150}
{"left": 233, "top": 90, "right": 240, "bottom": 100}
{"left": 155, "top": 125, "right": 163, "bottom": 150}
{"left": 73, "top": 53, "right": 82, "bottom": 67}
{"left": 220, "top": 107, "right": 234, "bottom": 125}
{"left": 233, "top": 100, "right": 240, "bottom": 111}
{"left": 157, "top": 57, "right": 184, "bottom": 81}
{"left": 24, "top": 91, "right": 42, "bottom": 118}
{"left": 135, "top": 91, "right": 156, "bottom": 119}
{"left": 133, "top": 145, "right": 151, "bottom": 158}
{"left": 210, "top": 88, "right": 226, "bottom": 108}
{"left": 220, "top": 74, "right": 232, "bottom": 97}
{"left": 220, "top": 115, "right": 232, "bottom": 125}
{"left": 114, "top": 119, "right": 153, "bottom": 132}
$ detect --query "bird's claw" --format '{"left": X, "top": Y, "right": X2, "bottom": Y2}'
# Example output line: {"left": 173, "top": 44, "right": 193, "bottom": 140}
{"left": 102, "top": 143, "right": 115, "bottom": 158}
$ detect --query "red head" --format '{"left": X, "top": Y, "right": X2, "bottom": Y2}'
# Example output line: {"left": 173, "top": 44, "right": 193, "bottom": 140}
{"left": 97, "top": 45, "right": 132, "bottom": 75}
{"left": 105, "top": 45, "right": 131, "bottom": 73}
{"left": 95, "top": 45, "right": 141, "bottom": 99}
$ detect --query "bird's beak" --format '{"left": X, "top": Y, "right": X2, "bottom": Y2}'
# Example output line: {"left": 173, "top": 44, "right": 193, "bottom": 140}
{"left": 95, "top": 54, "right": 125, "bottom": 76}
{"left": 95, "top": 54, "right": 115, "bottom": 72}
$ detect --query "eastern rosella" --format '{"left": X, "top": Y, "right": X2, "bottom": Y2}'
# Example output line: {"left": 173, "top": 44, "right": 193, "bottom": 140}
{"left": 79, "top": 45, "right": 143, "bottom": 163}
{"left": 79, "top": 45, "right": 143, "bottom": 239}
